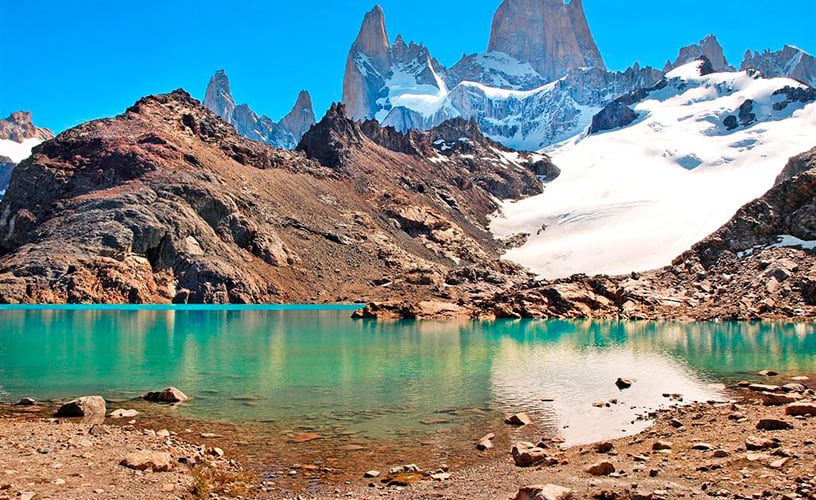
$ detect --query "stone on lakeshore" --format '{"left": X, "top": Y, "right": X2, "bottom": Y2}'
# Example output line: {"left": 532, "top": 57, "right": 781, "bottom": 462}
{"left": 594, "top": 441, "right": 614, "bottom": 453}
{"left": 56, "top": 396, "right": 106, "bottom": 419}
{"left": 652, "top": 440, "right": 673, "bottom": 451}
{"left": 669, "top": 418, "right": 684, "bottom": 428}
{"left": 748, "top": 384, "right": 781, "bottom": 392}
{"left": 782, "top": 383, "right": 807, "bottom": 393}
{"left": 505, "top": 412, "right": 532, "bottom": 426}
{"left": 512, "top": 442, "right": 556, "bottom": 467}
{"left": 120, "top": 451, "right": 173, "bottom": 472}
{"left": 364, "top": 470, "right": 380, "bottom": 478}
{"left": 388, "top": 464, "right": 421, "bottom": 475}
{"left": 585, "top": 461, "right": 615, "bottom": 476}
{"left": 477, "top": 433, "right": 495, "bottom": 450}
{"left": 713, "top": 449, "right": 730, "bottom": 458}
{"left": 514, "top": 484, "right": 575, "bottom": 500}
{"left": 785, "top": 402, "right": 816, "bottom": 417}
{"left": 746, "top": 436, "right": 780, "bottom": 450}
{"left": 789, "top": 376, "right": 810, "bottom": 382}
{"left": 141, "top": 387, "right": 188, "bottom": 404}
{"left": 615, "top": 378, "right": 634, "bottom": 390}
{"left": 691, "top": 442, "right": 713, "bottom": 451}
{"left": 756, "top": 419, "right": 793, "bottom": 431}
{"left": 291, "top": 433, "right": 322, "bottom": 443}
{"left": 758, "top": 369, "right": 778, "bottom": 377}
{"left": 110, "top": 409, "right": 139, "bottom": 419}
{"left": 761, "top": 392, "right": 802, "bottom": 406}
{"left": 15, "top": 397, "right": 38, "bottom": 406}
{"left": 430, "top": 472, "right": 451, "bottom": 481}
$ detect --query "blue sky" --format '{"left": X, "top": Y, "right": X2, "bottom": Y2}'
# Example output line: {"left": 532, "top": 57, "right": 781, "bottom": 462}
{"left": 1, "top": 0, "right": 814, "bottom": 134}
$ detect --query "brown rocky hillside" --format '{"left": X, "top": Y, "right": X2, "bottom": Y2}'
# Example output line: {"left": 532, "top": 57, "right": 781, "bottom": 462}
{"left": 0, "top": 90, "right": 549, "bottom": 304}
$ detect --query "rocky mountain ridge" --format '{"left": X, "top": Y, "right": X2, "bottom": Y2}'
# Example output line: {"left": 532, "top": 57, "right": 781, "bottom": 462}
{"left": 0, "top": 112, "right": 54, "bottom": 197}
{"left": 203, "top": 70, "right": 316, "bottom": 150}
{"left": 0, "top": 90, "right": 547, "bottom": 304}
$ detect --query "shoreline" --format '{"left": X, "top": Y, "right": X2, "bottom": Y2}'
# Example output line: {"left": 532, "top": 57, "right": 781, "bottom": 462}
{"left": 1, "top": 375, "right": 813, "bottom": 499}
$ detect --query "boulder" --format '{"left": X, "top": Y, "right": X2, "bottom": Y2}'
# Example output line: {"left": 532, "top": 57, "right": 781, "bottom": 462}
{"left": 615, "top": 378, "right": 634, "bottom": 390}
{"left": 761, "top": 392, "right": 802, "bottom": 406}
{"left": 514, "top": 484, "right": 575, "bottom": 500}
{"left": 585, "top": 461, "right": 615, "bottom": 476}
{"left": 505, "top": 412, "right": 532, "bottom": 426}
{"left": 55, "top": 396, "right": 106, "bottom": 419}
{"left": 120, "top": 451, "right": 173, "bottom": 472}
{"left": 785, "top": 402, "right": 816, "bottom": 417}
{"left": 142, "top": 387, "right": 189, "bottom": 404}
{"left": 512, "top": 442, "right": 556, "bottom": 467}
{"left": 756, "top": 419, "right": 793, "bottom": 431}
{"left": 745, "top": 436, "right": 780, "bottom": 450}
{"left": 15, "top": 397, "right": 38, "bottom": 406}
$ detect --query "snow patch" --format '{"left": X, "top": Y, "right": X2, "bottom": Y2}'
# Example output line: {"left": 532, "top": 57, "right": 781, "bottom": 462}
{"left": 0, "top": 138, "right": 43, "bottom": 164}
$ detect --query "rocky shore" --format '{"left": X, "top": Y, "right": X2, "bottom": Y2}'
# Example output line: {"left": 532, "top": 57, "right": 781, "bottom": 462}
{"left": 2, "top": 375, "right": 815, "bottom": 499}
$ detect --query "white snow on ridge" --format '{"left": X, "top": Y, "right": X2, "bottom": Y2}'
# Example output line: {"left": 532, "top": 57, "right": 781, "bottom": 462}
{"left": 0, "top": 138, "right": 43, "bottom": 164}
{"left": 491, "top": 62, "right": 816, "bottom": 279}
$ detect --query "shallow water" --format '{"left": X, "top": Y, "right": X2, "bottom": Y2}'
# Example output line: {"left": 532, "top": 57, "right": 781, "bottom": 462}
{"left": 0, "top": 308, "right": 814, "bottom": 446}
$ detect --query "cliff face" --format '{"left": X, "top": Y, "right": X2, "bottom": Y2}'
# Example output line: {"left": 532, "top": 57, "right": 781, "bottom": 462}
{"left": 0, "top": 91, "right": 545, "bottom": 305}
{"left": 487, "top": 0, "right": 605, "bottom": 82}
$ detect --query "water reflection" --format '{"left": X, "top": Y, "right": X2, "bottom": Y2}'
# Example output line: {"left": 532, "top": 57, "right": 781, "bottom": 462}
{"left": 0, "top": 311, "right": 814, "bottom": 443}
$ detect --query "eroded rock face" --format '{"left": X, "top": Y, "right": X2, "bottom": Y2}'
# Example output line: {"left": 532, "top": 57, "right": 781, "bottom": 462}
{"left": 671, "top": 35, "right": 734, "bottom": 73}
{"left": 487, "top": 0, "right": 605, "bottom": 82}
{"left": 741, "top": 45, "right": 816, "bottom": 88}
{"left": 0, "top": 112, "right": 54, "bottom": 143}
{"left": 0, "top": 90, "right": 542, "bottom": 305}
{"left": 203, "top": 70, "right": 315, "bottom": 149}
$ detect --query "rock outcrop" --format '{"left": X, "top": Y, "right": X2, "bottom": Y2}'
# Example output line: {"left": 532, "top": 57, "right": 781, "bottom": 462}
{"left": 342, "top": 6, "right": 447, "bottom": 121}
{"left": 0, "top": 112, "right": 55, "bottom": 197}
{"left": 202, "top": 70, "right": 315, "bottom": 149}
{"left": 0, "top": 90, "right": 543, "bottom": 304}
{"left": 670, "top": 35, "right": 734, "bottom": 73}
{"left": 487, "top": 0, "right": 605, "bottom": 82}
{"left": 0, "top": 112, "right": 54, "bottom": 143}
{"left": 741, "top": 45, "right": 816, "bottom": 88}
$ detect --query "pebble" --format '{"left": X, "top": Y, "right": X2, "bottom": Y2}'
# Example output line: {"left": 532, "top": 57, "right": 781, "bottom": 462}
{"left": 691, "top": 442, "right": 713, "bottom": 451}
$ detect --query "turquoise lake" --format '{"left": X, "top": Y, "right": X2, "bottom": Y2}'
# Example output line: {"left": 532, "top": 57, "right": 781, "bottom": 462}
{"left": 1, "top": 307, "right": 814, "bottom": 445}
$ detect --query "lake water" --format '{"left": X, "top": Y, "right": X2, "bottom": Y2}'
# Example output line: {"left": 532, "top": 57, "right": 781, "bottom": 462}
{"left": 1, "top": 307, "right": 814, "bottom": 446}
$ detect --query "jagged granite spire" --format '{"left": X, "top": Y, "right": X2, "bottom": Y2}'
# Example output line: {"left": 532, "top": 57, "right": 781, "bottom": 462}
{"left": 487, "top": 0, "right": 606, "bottom": 82}
{"left": 342, "top": 6, "right": 392, "bottom": 120}
{"left": 279, "top": 90, "right": 316, "bottom": 140}
{"left": 203, "top": 70, "right": 236, "bottom": 124}
{"left": 741, "top": 45, "right": 816, "bottom": 88}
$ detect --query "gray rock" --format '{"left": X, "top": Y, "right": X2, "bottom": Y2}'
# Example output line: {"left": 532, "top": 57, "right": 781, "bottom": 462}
{"left": 56, "top": 396, "right": 106, "bottom": 420}
{"left": 142, "top": 387, "right": 189, "bottom": 404}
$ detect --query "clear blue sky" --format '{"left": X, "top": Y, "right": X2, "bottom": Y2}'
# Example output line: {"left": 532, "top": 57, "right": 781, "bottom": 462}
{"left": 1, "top": 0, "right": 813, "bottom": 134}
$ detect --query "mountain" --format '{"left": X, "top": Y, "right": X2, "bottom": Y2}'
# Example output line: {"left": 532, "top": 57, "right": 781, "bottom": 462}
{"left": 487, "top": 0, "right": 605, "bottom": 82}
{"left": 342, "top": 3, "right": 662, "bottom": 150}
{"left": 342, "top": 6, "right": 448, "bottom": 122}
{"left": 203, "top": 70, "right": 316, "bottom": 149}
{"left": 491, "top": 59, "right": 816, "bottom": 279}
{"left": 741, "top": 45, "right": 816, "bottom": 88}
{"left": 0, "top": 112, "right": 54, "bottom": 197}
{"left": 669, "top": 34, "right": 734, "bottom": 72}
{"left": 0, "top": 90, "right": 547, "bottom": 304}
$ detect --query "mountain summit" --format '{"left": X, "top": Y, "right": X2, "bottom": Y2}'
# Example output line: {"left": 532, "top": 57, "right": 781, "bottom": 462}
{"left": 487, "top": 0, "right": 605, "bottom": 81}
{"left": 203, "top": 70, "right": 315, "bottom": 150}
